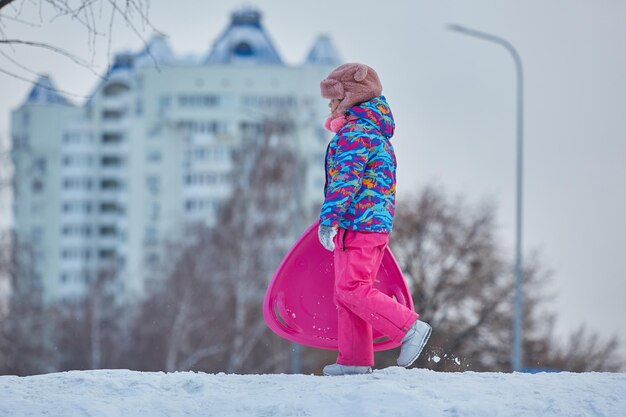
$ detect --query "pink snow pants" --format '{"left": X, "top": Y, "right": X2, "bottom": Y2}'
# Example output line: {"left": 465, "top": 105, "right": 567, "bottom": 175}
{"left": 333, "top": 228, "right": 419, "bottom": 366}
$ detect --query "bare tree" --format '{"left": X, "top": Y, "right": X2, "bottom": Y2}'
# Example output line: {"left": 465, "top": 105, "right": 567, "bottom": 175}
{"left": 131, "top": 117, "right": 308, "bottom": 374}
{"left": 0, "top": 232, "right": 60, "bottom": 375}
{"left": 547, "top": 327, "right": 623, "bottom": 372}
{"left": 0, "top": 0, "right": 161, "bottom": 370}
{"left": 0, "top": 0, "right": 160, "bottom": 94}
{"left": 130, "top": 226, "right": 231, "bottom": 372}
{"left": 0, "top": 134, "right": 10, "bottom": 191}
{"left": 219, "top": 122, "right": 299, "bottom": 373}
{"left": 50, "top": 264, "right": 133, "bottom": 372}
{"left": 0, "top": 117, "right": 59, "bottom": 376}
{"left": 372, "top": 186, "right": 623, "bottom": 372}
{"left": 0, "top": 135, "right": 11, "bottom": 307}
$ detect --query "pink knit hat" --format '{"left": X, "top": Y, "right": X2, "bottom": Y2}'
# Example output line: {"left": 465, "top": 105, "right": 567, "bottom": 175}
{"left": 320, "top": 63, "right": 383, "bottom": 116}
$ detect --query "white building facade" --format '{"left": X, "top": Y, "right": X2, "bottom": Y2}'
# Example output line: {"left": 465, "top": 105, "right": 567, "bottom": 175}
{"left": 11, "top": 7, "right": 341, "bottom": 304}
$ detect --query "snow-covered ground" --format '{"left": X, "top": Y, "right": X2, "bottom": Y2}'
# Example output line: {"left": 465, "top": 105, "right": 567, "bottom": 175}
{"left": 0, "top": 367, "right": 625, "bottom": 417}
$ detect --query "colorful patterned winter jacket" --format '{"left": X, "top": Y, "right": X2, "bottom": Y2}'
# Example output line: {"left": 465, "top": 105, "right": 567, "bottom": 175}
{"left": 320, "top": 96, "right": 397, "bottom": 233}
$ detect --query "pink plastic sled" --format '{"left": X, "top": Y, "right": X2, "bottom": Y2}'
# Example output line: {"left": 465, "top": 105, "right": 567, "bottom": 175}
{"left": 263, "top": 221, "right": 414, "bottom": 351}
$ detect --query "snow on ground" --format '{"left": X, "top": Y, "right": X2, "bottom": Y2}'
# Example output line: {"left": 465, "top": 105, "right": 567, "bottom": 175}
{"left": 1, "top": 367, "right": 625, "bottom": 417}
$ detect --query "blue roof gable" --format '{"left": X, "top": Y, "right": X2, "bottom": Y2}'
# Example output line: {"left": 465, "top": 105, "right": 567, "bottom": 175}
{"left": 205, "top": 6, "right": 283, "bottom": 65}
{"left": 24, "top": 75, "right": 72, "bottom": 106}
{"left": 305, "top": 35, "right": 342, "bottom": 66}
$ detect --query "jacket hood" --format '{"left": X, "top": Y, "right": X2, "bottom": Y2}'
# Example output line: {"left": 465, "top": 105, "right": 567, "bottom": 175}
{"left": 346, "top": 96, "right": 395, "bottom": 139}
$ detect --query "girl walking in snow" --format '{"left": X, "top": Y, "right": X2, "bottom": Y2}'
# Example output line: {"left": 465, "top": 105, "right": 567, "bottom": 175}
{"left": 318, "top": 63, "right": 432, "bottom": 376}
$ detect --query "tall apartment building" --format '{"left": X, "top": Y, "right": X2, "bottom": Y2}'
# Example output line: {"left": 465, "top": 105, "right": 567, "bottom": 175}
{"left": 11, "top": 7, "right": 341, "bottom": 304}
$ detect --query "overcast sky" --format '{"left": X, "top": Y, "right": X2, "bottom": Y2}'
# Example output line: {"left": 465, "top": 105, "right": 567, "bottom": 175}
{"left": 1, "top": 0, "right": 625, "bottom": 357}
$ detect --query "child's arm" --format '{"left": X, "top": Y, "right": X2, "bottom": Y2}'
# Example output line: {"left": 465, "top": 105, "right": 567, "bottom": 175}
{"left": 320, "top": 133, "right": 370, "bottom": 228}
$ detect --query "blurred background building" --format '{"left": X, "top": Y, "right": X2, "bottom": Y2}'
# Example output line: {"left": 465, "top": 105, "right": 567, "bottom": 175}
{"left": 10, "top": 6, "right": 341, "bottom": 304}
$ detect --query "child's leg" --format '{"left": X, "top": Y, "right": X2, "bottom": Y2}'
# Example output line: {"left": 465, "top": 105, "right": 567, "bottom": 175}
{"left": 334, "top": 229, "right": 419, "bottom": 354}
{"left": 336, "top": 302, "right": 374, "bottom": 366}
{"left": 334, "top": 228, "right": 375, "bottom": 366}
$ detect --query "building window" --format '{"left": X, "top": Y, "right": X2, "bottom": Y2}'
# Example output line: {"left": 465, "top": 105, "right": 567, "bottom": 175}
{"left": 12, "top": 134, "right": 28, "bottom": 150}
{"left": 178, "top": 95, "right": 220, "bottom": 107}
{"left": 185, "top": 172, "right": 220, "bottom": 185}
{"left": 61, "top": 224, "right": 91, "bottom": 237}
{"left": 64, "top": 154, "right": 94, "bottom": 167}
{"left": 146, "top": 176, "right": 160, "bottom": 195}
{"left": 234, "top": 41, "right": 253, "bottom": 56}
{"left": 102, "top": 109, "right": 124, "bottom": 120}
{"left": 101, "top": 179, "right": 121, "bottom": 190}
{"left": 34, "top": 157, "right": 47, "bottom": 173}
{"left": 178, "top": 120, "right": 225, "bottom": 134}
{"left": 144, "top": 227, "right": 158, "bottom": 245}
{"left": 147, "top": 203, "right": 160, "bottom": 220}
{"left": 99, "top": 225, "right": 116, "bottom": 236}
{"left": 30, "top": 227, "right": 43, "bottom": 241}
{"left": 158, "top": 95, "right": 171, "bottom": 117}
{"left": 101, "top": 155, "right": 123, "bottom": 167}
{"left": 100, "top": 202, "right": 118, "bottom": 213}
{"left": 32, "top": 179, "right": 44, "bottom": 193}
{"left": 185, "top": 198, "right": 218, "bottom": 213}
{"left": 145, "top": 252, "right": 159, "bottom": 266}
{"left": 240, "top": 121, "right": 263, "bottom": 135}
{"left": 62, "top": 201, "right": 92, "bottom": 214}
{"left": 242, "top": 95, "right": 296, "bottom": 109}
{"left": 102, "top": 133, "right": 123, "bottom": 144}
{"left": 99, "top": 249, "right": 115, "bottom": 260}
{"left": 135, "top": 75, "right": 144, "bottom": 91}
{"left": 31, "top": 202, "right": 44, "bottom": 215}
{"left": 63, "top": 132, "right": 80, "bottom": 144}
{"left": 147, "top": 150, "right": 161, "bottom": 163}
{"left": 63, "top": 177, "right": 92, "bottom": 190}
{"left": 103, "top": 82, "right": 129, "bottom": 97}
{"left": 61, "top": 248, "right": 90, "bottom": 260}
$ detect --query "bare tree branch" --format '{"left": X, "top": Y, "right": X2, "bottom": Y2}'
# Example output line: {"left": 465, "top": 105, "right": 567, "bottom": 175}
{"left": 0, "top": 0, "right": 161, "bottom": 94}
{"left": 0, "top": 66, "right": 89, "bottom": 99}
{"left": 0, "top": 48, "right": 41, "bottom": 76}
{"left": 105, "top": 0, "right": 163, "bottom": 69}
{"left": 0, "top": 12, "right": 40, "bottom": 26}
{"left": 379, "top": 186, "right": 624, "bottom": 372}
{"left": 0, "top": 39, "right": 102, "bottom": 74}
{"left": 0, "top": 0, "right": 17, "bottom": 13}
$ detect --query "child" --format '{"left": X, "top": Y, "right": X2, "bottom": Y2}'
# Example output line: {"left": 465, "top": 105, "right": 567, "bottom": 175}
{"left": 318, "top": 63, "right": 432, "bottom": 376}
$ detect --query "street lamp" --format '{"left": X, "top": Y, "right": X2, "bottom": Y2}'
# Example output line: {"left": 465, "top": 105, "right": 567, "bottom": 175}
{"left": 447, "top": 24, "right": 525, "bottom": 372}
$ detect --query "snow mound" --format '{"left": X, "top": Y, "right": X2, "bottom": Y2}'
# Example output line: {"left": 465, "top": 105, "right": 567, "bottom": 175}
{"left": 1, "top": 367, "right": 625, "bottom": 416}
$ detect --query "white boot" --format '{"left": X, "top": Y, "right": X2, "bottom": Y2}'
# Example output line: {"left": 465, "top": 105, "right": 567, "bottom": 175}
{"left": 397, "top": 320, "right": 432, "bottom": 367}
{"left": 323, "top": 363, "right": 372, "bottom": 376}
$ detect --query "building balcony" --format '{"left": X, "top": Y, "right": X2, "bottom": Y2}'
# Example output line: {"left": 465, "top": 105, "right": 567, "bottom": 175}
{"left": 100, "top": 94, "right": 131, "bottom": 110}
{"left": 59, "top": 235, "right": 94, "bottom": 246}
{"left": 96, "top": 235, "right": 120, "bottom": 248}
{"left": 99, "top": 118, "right": 131, "bottom": 132}
{"left": 98, "top": 166, "right": 127, "bottom": 179}
{"left": 59, "top": 211, "right": 93, "bottom": 222}
{"left": 94, "top": 213, "right": 120, "bottom": 225}
{"left": 58, "top": 257, "right": 92, "bottom": 271}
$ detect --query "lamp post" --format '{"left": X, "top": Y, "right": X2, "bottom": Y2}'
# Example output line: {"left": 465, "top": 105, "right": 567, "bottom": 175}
{"left": 447, "top": 24, "right": 525, "bottom": 372}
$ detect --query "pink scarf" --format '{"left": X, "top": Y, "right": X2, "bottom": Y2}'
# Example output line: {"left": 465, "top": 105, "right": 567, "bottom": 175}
{"left": 324, "top": 114, "right": 358, "bottom": 133}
